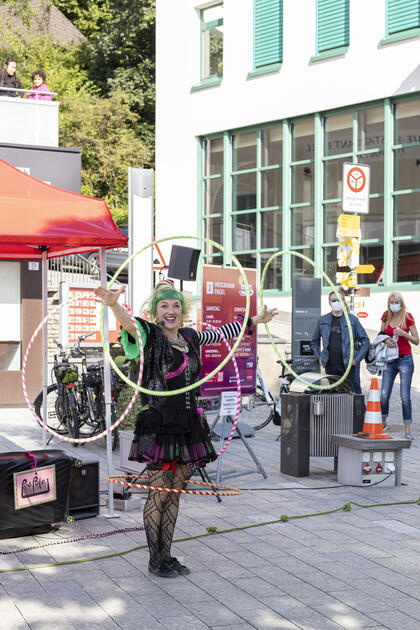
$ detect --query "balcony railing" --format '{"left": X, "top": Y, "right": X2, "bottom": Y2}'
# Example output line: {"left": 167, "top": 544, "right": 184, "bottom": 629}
{"left": 0, "top": 87, "right": 59, "bottom": 147}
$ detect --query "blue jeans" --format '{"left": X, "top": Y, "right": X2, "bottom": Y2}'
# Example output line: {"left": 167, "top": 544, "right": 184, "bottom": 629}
{"left": 380, "top": 355, "right": 414, "bottom": 423}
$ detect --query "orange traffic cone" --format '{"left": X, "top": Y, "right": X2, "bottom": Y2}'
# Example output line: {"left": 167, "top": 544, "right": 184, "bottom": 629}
{"left": 359, "top": 377, "right": 392, "bottom": 439}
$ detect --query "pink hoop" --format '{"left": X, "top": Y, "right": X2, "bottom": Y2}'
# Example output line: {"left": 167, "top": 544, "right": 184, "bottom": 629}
{"left": 194, "top": 321, "right": 241, "bottom": 457}
{"left": 22, "top": 298, "right": 144, "bottom": 444}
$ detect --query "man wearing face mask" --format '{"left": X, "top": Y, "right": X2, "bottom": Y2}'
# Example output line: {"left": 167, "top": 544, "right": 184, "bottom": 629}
{"left": 311, "top": 291, "right": 370, "bottom": 391}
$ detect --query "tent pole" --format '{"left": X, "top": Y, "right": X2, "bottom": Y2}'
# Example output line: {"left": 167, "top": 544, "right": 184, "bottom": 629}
{"left": 42, "top": 249, "right": 48, "bottom": 449}
{"left": 100, "top": 247, "right": 119, "bottom": 519}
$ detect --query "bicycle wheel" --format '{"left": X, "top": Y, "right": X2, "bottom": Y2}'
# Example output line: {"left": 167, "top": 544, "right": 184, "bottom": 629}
{"left": 64, "top": 388, "right": 80, "bottom": 445}
{"left": 33, "top": 384, "right": 69, "bottom": 435}
{"left": 241, "top": 394, "right": 275, "bottom": 431}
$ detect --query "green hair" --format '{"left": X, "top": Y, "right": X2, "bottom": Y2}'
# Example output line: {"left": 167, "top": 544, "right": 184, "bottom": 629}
{"left": 145, "top": 283, "right": 188, "bottom": 320}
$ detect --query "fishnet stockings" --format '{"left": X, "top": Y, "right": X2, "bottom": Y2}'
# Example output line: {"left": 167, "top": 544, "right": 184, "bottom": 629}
{"left": 143, "top": 465, "right": 189, "bottom": 568}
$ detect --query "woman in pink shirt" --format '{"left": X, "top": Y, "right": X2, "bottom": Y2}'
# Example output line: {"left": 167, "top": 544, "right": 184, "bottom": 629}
{"left": 27, "top": 69, "right": 52, "bottom": 101}
{"left": 380, "top": 291, "right": 419, "bottom": 439}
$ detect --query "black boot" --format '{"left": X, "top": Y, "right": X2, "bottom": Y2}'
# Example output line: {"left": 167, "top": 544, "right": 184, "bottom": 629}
{"left": 166, "top": 556, "right": 190, "bottom": 575}
{"left": 148, "top": 560, "right": 178, "bottom": 578}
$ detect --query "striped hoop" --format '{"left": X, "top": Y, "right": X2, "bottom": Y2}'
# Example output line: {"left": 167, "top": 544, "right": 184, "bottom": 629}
{"left": 22, "top": 300, "right": 145, "bottom": 444}
{"left": 106, "top": 475, "right": 242, "bottom": 497}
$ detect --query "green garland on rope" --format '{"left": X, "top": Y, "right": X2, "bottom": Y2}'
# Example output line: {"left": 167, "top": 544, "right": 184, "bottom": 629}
{"left": 1, "top": 498, "right": 418, "bottom": 574}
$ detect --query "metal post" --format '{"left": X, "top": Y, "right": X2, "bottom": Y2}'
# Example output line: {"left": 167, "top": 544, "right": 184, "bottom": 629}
{"left": 99, "top": 247, "right": 119, "bottom": 519}
{"left": 128, "top": 168, "right": 154, "bottom": 313}
{"left": 42, "top": 250, "right": 48, "bottom": 449}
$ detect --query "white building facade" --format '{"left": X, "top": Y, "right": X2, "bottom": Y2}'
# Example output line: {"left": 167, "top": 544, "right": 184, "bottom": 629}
{"left": 156, "top": 0, "right": 420, "bottom": 326}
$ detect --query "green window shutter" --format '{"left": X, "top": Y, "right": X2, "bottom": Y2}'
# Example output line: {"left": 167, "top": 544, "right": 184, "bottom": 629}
{"left": 387, "top": 0, "right": 420, "bottom": 34}
{"left": 317, "top": 0, "right": 349, "bottom": 53}
{"left": 254, "top": 0, "right": 283, "bottom": 68}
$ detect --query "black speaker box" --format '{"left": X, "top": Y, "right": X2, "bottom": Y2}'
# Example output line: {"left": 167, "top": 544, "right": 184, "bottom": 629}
{"left": 0, "top": 450, "right": 72, "bottom": 538}
{"left": 168, "top": 245, "right": 201, "bottom": 281}
{"left": 353, "top": 393, "right": 365, "bottom": 433}
{"left": 280, "top": 393, "right": 311, "bottom": 477}
{"left": 69, "top": 460, "right": 100, "bottom": 520}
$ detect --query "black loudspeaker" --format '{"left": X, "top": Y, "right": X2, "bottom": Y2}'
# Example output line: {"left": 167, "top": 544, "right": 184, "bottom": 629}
{"left": 280, "top": 393, "right": 311, "bottom": 477}
{"left": 353, "top": 394, "right": 365, "bottom": 434}
{"left": 68, "top": 460, "right": 100, "bottom": 520}
{"left": 0, "top": 450, "right": 72, "bottom": 539}
{"left": 168, "top": 245, "right": 201, "bottom": 281}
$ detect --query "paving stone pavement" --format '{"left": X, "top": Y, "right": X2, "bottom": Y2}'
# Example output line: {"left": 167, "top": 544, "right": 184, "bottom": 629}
{"left": 0, "top": 371, "right": 419, "bottom": 629}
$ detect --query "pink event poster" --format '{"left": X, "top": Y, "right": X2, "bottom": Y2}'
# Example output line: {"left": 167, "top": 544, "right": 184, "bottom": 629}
{"left": 13, "top": 465, "right": 57, "bottom": 510}
{"left": 200, "top": 265, "right": 257, "bottom": 397}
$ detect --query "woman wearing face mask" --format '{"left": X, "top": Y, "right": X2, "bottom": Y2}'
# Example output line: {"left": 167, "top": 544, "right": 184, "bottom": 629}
{"left": 380, "top": 292, "right": 419, "bottom": 440}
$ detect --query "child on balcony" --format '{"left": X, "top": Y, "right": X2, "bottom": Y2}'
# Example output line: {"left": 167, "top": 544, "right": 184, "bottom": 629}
{"left": 27, "top": 70, "right": 52, "bottom": 101}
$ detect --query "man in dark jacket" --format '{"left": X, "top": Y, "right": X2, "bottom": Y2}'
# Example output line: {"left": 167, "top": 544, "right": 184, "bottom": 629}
{"left": 311, "top": 291, "right": 369, "bottom": 393}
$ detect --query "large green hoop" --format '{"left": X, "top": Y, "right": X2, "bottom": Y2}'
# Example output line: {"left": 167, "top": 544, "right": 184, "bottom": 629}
{"left": 259, "top": 250, "right": 354, "bottom": 391}
{"left": 99, "top": 235, "right": 251, "bottom": 396}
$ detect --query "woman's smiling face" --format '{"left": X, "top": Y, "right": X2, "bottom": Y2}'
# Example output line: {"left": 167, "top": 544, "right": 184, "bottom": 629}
{"left": 156, "top": 299, "right": 182, "bottom": 333}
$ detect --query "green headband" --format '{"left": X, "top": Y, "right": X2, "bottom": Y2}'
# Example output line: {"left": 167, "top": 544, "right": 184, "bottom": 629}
{"left": 150, "top": 288, "right": 187, "bottom": 317}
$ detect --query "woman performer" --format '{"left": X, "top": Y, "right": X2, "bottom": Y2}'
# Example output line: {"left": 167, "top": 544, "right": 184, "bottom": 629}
{"left": 95, "top": 280, "right": 277, "bottom": 578}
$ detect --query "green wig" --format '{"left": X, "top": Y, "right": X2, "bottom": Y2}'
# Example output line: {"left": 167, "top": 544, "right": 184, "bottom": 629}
{"left": 146, "top": 282, "right": 188, "bottom": 320}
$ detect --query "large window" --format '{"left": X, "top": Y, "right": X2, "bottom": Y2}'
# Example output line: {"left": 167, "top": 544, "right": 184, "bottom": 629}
{"left": 202, "top": 137, "right": 224, "bottom": 261}
{"left": 199, "top": 95, "right": 420, "bottom": 293}
{"left": 290, "top": 120, "right": 314, "bottom": 281}
{"left": 200, "top": 4, "right": 223, "bottom": 81}
{"left": 254, "top": 0, "right": 283, "bottom": 70}
{"left": 393, "top": 98, "right": 420, "bottom": 282}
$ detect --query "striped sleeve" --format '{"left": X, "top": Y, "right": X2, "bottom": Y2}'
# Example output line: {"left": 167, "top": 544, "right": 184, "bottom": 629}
{"left": 197, "top": 320, "right": 244, "bottom": 346}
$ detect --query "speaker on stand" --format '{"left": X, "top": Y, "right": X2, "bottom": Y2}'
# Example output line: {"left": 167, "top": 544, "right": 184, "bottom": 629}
{"left": 167, "top": 245, "right": 201, "bottom": 290}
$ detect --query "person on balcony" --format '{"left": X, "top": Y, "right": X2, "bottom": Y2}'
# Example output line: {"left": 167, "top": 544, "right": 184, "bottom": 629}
{"left": 27, "top": 70, "right": 52, "bottom": 101}
{"left": 0, "top": 57, "right": 23, "bottom": 97}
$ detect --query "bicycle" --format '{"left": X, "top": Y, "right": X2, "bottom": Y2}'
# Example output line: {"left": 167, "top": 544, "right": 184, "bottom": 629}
{"left": 33, "top": 333, "right": 122, "bottom": 449}
{"left": 244, "top": 359, "right": 294, "bottom": 431}
{"left": 34, "top": 337, "right": 83, "bottom": 446}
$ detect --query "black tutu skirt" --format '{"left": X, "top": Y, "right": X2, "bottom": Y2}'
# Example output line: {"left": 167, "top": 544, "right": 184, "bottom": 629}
{"left": 128, "top": 405, "right": 217, "bottom": 468}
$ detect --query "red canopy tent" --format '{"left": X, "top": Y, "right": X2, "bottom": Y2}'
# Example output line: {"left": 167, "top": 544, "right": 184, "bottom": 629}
{"left": 0, "top": 158, "right": 127, "bottom": 258}
{"left": 0, "top": 158, "right": 128, "bottom": 517}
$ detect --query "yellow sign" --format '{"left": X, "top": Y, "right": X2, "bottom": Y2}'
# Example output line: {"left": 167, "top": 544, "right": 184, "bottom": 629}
{"left": 355, "top": 264, "right": 375, "bottom": 274}
{"left": 338, "top": 214, "right": 360, "bottom": 230}
{"left": 337, "top": 226, "right": 361, "bottom": 238}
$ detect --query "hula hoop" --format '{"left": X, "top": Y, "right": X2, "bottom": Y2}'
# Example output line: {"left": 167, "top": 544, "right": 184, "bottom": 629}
{"left": 107, "top": 475, "right": 242, "bottom": 497}
{"left": 192, "top": 321, "right": 241, "bottom": 457}
{"left": 98, "top": 235, "right": 251, "bottom": 397}
{"left": 259, "top": 250, "right": 354, "bottom": 391}
{"left": 22, "top": 299, "right": 145, "bottom": 444}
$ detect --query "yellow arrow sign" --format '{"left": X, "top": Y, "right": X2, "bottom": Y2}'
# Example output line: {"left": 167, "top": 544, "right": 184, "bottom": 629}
{"left": 337, "top": 226, "right": 361, "bottom": 238}
{"left": 338, "top": 214, "right": 360, "bottom": 230}
{"left": 355, "top": 264, "right": 375, "bottom": 274}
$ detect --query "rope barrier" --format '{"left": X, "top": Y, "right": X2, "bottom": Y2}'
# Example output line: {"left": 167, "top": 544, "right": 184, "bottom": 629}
{"left": 0, "top": 497, "right": 418, "bottom": 573}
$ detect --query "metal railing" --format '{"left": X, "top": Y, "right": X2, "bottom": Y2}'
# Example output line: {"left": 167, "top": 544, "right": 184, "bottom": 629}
{"left": 48, "top": 254, "right": 123, "bottom": 288}
{"left": 0, "top": 86, "right": 57, "bottom": 99}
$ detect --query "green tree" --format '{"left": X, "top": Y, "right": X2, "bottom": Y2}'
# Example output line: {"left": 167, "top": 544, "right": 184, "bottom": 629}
{"left": 52, "top": 0, "right": 156, "bottom": 128}
{"left": 52, "top": 0, "right": 113, "bottom": 38}
{"left": 59, "top": 91, "right": 153, "bottom": 223}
